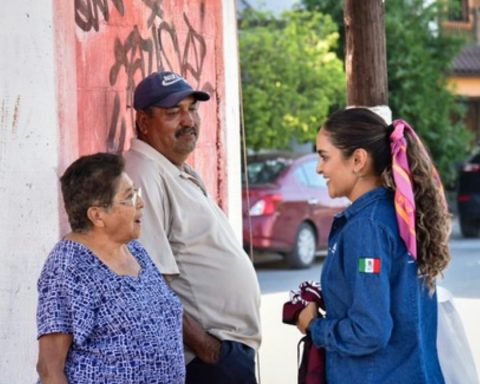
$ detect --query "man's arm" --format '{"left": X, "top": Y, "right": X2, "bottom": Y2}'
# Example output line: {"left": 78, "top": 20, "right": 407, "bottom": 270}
{"left": 183, "top": 312, "right": 222, "bottom": 364}
{"left": 37, "top": 332, "right": 73, "bottom": 384}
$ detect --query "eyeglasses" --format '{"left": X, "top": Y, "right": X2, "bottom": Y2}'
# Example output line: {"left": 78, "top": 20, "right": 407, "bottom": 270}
{"left": 113, "top": 187, "right": 142, "bottom": 206}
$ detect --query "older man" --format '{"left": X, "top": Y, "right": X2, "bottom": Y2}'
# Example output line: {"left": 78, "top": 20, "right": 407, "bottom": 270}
{"left": 124, "top": 71, "right": 261, "bottom": 384}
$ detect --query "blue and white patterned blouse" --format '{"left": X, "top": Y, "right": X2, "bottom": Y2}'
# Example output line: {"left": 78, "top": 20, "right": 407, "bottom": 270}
{"left": 37, "top": 239, "right": 185, "bottom": 384}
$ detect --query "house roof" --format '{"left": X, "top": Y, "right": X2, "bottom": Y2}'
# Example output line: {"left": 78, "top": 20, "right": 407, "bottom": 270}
{"left": 453, "top": 45, "right": 480, "bottom": 75}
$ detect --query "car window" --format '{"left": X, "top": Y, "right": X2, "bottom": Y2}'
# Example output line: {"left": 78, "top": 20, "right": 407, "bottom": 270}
{"left": 302, "top": 161, "right": 326, "bottom": 187}
{"left": 470, "top": 154, "right": 480, "bottom": 164}
{"left": 293, "top": 167, "right": 309, "bottom": 186}
{"left": 244, "top": 158, "right": 290, "bottom": 185}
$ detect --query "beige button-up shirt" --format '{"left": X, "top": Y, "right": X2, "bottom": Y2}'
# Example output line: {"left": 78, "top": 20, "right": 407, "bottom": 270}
{"left": 124, "top": 139, "right": 261, "bottom": 363}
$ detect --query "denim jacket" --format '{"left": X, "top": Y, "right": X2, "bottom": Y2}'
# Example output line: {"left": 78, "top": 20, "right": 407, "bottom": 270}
{"left": 309, "top": 187, "right": 444, "bottom": 384}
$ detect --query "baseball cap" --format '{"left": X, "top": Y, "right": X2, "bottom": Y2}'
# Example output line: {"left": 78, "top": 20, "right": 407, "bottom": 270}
{"left": 133, "top": 71, "right": 210, "bottom": 110}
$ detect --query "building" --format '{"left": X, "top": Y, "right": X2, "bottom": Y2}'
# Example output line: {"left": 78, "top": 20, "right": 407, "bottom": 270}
{"left": 445, "top": 0, "right": 480, "bottom": 141}
{"left": 0, "top": 1, "right": 242, "bottom": 382}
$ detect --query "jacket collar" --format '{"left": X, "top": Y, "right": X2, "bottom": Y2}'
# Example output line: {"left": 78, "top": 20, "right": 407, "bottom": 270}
{"left": 338, "top": 187, "right": 392, "bottom": 221}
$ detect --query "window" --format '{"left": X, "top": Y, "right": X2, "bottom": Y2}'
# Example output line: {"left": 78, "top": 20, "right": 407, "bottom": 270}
{"left": 302, "top": 161, "right": 327, "bottom": 188}
{"left": 448, "top": 0, "right": 469, "bottom": 22}
{"left": 244, "top": 158, "right": 290, "bottom": 185}
{"left": 293, "top": 167, "right": 309, "bottom": 186}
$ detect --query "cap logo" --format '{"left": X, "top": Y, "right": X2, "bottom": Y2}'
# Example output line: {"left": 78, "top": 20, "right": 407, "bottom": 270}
{"left": 161, "top": 73, "right": 183, "bottom": 87}
{"left": 133, "top": 71, "right": 209, "bottom": 110}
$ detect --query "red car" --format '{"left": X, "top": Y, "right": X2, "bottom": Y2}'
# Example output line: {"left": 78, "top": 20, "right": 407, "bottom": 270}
{"left": 242, "top": 152, "right": 350, "bottom": 268}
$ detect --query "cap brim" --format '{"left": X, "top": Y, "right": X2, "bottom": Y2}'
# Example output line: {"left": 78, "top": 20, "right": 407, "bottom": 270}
{"left": 152, "top": 90, "right": 210, "bottom": 108}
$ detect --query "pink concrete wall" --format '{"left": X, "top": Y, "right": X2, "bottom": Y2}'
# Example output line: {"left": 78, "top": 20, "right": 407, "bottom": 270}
{"left": 66, "top": 0, "right": 226, "bottom": 206}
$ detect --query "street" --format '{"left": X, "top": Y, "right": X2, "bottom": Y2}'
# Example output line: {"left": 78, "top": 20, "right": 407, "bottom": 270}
{"left": 255, "top": 219, "right": 480, "bottom": 383}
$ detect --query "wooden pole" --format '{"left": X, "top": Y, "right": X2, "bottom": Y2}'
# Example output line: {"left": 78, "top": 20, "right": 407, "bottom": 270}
{"left": 344, "top": 0, "right": 388, "bottom": 107}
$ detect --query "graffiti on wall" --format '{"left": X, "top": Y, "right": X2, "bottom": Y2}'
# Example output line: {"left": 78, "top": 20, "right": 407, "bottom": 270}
{"left": 75, "top": 0, "right": 126, "bottom": 32}
{"left": 74, "top": 0, "right": 215, "bottom": 154}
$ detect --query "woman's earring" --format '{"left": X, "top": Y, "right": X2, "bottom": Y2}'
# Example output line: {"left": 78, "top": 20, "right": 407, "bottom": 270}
{"left": 354, "top": 170, "right": 363, "bottom": 178}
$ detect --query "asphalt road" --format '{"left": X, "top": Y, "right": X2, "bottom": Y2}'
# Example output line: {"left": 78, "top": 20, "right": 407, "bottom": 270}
{"left": 254, "top": 219, "right": 480, "bottom": 383}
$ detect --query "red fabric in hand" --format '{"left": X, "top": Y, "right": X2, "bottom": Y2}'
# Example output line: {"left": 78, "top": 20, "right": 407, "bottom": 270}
{"left": 283, "top": 281, "right": 326, "bottom": 384}
{"left": 282, "top": 281, "right": 324, "bottom": 325}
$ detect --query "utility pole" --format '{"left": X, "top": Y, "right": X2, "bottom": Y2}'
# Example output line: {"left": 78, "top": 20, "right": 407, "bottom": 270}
{"left": 344, "top": 0, "right": 389, "bottom": 111}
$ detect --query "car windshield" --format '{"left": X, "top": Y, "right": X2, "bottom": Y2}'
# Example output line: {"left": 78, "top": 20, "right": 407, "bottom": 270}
{"left": 243, "top": 157, "right": 291, "bottom": 185}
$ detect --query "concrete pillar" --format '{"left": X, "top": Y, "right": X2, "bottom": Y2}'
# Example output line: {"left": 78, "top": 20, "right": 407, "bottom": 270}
{"left": 0, "top": 1, "right": 61, "bottom": 382}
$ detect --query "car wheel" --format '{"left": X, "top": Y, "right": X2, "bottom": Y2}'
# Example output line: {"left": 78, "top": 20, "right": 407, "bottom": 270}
{"left": 286, "top": 222, "right": 316, "bottom": 269}
{"left": 460, "top": 218, "right": 480, "bottom": 238}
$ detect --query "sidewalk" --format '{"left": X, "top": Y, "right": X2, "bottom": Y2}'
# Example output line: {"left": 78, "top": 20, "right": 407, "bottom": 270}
{"left": 258, "top": 291, "right": 305, "bottom": 383}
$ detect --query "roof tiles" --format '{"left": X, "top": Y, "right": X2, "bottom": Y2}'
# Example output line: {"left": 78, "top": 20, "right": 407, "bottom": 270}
{"left": 453, "top": 45, "right": 480, "bottom": 75}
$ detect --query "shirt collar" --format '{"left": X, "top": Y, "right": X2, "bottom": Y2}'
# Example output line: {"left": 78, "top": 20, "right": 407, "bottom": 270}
{"left": 129, "top": 138, "right": 185, "bottom": 176}
{"left": 129, "top": 138, "right": 207, "bottom": 194}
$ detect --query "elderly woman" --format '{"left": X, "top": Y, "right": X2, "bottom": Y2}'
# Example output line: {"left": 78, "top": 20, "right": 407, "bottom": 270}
{"left": 36, "top": 153, "right": 184, "bottom": 384}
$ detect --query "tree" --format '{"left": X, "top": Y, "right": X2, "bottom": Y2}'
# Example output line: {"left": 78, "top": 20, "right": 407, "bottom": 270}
{"left": 239, "top": 9, "right": 345, "bottom": 150}
{"left": 298, "top": 0, "right": 472, "bottom": 185}
{"left": 296, "top": 0, "right": 345, "bottom": 59}
{"left": 385, "top": 0, "right": 471, "bottom": 185}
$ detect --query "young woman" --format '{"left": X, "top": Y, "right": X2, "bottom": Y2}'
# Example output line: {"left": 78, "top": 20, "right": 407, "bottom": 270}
{"left": 297, "top": 108, "right": 450, "bottom": 383}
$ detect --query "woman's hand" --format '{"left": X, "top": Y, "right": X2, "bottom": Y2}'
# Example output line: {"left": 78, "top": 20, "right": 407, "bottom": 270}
{"left": 297, "top": 302, "right": 319, "bottom": 334}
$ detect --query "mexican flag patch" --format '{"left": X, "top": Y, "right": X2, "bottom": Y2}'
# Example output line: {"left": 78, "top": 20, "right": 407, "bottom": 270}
{"left": 358, "top": 258, "right": 381, "bottom": 274}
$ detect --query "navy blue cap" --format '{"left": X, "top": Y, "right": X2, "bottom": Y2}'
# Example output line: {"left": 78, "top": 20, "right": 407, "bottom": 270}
{"left": 133, "top": 71, "right": 210, "bottom": 110}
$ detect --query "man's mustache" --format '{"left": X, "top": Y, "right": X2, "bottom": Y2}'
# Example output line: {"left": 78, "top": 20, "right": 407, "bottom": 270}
{"left": 175, "top": 126, "right": 197, "bottom": 138}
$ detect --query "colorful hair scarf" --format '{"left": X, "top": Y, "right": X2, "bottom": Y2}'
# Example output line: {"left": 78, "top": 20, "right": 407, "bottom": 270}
{"left": 390, "top": 119, "right": 445, "bottom": 261}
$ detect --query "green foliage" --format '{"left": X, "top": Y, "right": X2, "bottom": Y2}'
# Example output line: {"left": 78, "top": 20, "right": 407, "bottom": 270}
{"left": 239, "top": 9, "right": 346, "bottom": 150}
{"left": 294, "top": 0, "right": 345, "bottom": 58}
{"left": 298, "top": 0, "right": 472, "bottom": 186}
{"left": 385, "top": 0, "right": 471, "bottom": 185}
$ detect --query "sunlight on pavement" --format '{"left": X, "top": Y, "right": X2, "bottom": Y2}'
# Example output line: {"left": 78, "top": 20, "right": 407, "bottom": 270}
{"left": 258, "top": 291, "right": 300, "bottom": 384}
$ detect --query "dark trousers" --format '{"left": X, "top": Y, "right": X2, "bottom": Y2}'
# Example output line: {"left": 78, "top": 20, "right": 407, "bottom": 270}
{"left": 186, "top": 340, "right": 257, "bottom": 384}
